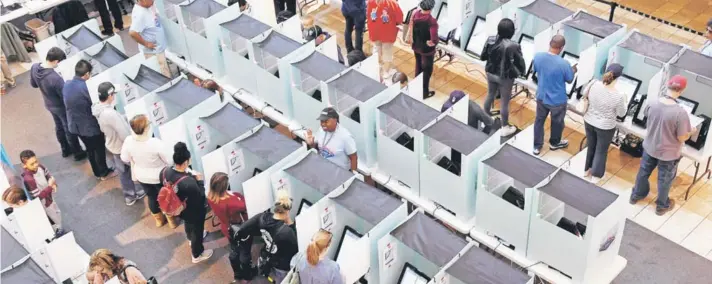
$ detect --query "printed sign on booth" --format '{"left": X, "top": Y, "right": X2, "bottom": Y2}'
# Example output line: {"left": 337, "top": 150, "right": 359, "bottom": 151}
{"left": 124, "top": 82, "right": 138, "bottom": 104}
{"left": 193, "top": 124, "right": 210, "bottom": 150}
{"left": 382, "top": 241, "right": 396, "bottom": 270}
{"left": 152, "top": 101, "right": 167, "bottom": 125}
{"left": 273, "top": 177, "right": 290, "bottom": 193}
{"left": 228, "top": 149, "right": 245, "bottom": 176}
{"left": 320, "top": 204, "right": 336, "bottom": 231}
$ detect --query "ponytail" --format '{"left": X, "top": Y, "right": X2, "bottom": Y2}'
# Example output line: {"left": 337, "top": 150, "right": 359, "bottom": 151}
{"left": 306, "top": 230, "right": 332, "bottom": 266}
{"left": 602, "top": 72, "right": 615, "bottom": 85}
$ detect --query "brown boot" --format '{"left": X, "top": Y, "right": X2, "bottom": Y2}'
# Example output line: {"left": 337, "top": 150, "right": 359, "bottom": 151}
{"left": 166, "top": 215, "right": 180, "bottom": 229}
{"left": 152, "top": 213, "right": 166, "bottom": 227}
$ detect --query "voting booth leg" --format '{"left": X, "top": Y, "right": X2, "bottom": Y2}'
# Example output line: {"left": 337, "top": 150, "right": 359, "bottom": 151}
{"left": 685, "top": 157, "right": 712, "bottom": 200}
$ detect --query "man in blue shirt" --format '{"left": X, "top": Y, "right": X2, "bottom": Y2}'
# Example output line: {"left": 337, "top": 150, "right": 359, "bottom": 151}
{"left": 531, "top": 35, "right": 576, "bottom": 155}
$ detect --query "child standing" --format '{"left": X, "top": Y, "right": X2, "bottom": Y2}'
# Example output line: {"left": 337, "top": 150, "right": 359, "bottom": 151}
{"left": 19, "top": 150, "right": 63, "bottom": 235}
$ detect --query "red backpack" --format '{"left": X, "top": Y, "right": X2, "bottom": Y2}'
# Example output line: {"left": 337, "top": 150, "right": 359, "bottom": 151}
{"left": 158, "top": 168, "right": 189, "bottom": 217}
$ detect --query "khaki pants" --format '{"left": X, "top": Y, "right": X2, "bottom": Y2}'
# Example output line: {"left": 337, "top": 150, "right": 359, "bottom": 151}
{"left": 0, "top": 52, "right": 16, "bottom": 87}
{"left": 145, "top": 52, "right": 171, "bottom": 78}
{"left": 43, "top": 199, "right": 63, "bottom": 230}
{"left": 372, "top": 41, "right": 395, "bottom": 77}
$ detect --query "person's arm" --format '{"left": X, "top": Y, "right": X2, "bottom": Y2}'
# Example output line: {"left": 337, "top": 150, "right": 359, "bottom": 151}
{"left": 124, "top": 267, "right": 147, "bottom": 284}
{"left": 120, "top": 138, "right": 132, "bottom": 164}
{"left": 30, "top": 67, "right": 38, "bottom": 88}
{"left": 52, "top": 76, "right": 66, "bottom": 103}
{"left": 513, "top": 45, "right": 527, "bottom": 76}
{"left": 305, "top": 129, "right": 320, "bottom": 151}
{"left": 393, "top": 3, "right": 403, "bottom": 26}
{"left": 616, "top": 93, "right": 627, "bottom": 118}
{"left": 109, "top": 111, "right": 132, "bottom": 142}
{"left": 428, "top": 17, "right": 438, "bottom": 46}
{"left": 129, "top": 16, "right": 156, "bottom": 50}
{"left": 677, "top": 112, "right": 694, "bottom": 143}
{"left": 237, "top": 212, "right": 263, "bottom": 238}
{"left": 480, "top": 37, "right": 492, "bottom": 62}
{"left": 564, "top": 61, "right": 575, "bottom": 83}
{"left": 333, "top": 263, "right": 346, "bottom": 284}
{"left": 345, "top": 136, "right": 358, "bottom": 171}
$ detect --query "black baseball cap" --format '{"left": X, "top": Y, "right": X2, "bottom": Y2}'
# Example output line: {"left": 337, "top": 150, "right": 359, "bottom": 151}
{"left": 317, "top": 107, "right": 339, "bottom": 121}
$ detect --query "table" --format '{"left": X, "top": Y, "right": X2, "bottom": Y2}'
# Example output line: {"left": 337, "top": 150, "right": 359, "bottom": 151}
{"left": 0, "top": 0, "right": 70, "bottom": 25}
{"left": 0, "top": 6, "right": 28, "bottom": 24}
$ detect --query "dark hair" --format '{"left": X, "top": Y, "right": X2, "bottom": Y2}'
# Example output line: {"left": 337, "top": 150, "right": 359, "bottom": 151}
{"left": 392, "top": 72, "right": 408, "bottom": 85}
{"left": 75, "top": 59, "right": 93, "bottom": 77}
{"left": 19, "top": 150, "right": 36, "bottom": 164}
{"left": 347, "top": 50, "right": 366, "bottom": 66}
{"left": 173, "top": 142, "right": 191, "bottom": 165}
{"left": 46, "top": 47, "right": 67, "bottom": 62}
{"left": 497, "top": 18, "right": 515, "bottom": 40}
{"left": 98, "top": 82, "right": 115, "bottom": 102}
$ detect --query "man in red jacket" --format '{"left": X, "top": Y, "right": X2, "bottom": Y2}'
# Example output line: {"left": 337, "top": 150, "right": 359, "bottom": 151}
{"left": 367, "top": 0, "right": 403, "bottom": 80}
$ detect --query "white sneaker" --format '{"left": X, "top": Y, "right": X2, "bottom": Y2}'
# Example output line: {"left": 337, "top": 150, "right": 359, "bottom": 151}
{"left": 192, "top": 249, "right": 214, "bottom": 263}
{"left": 591, "top": 177, "right": 601, "bottom": 184}
{"left": 500, "top": 125, "right": 517, "bottom": 137}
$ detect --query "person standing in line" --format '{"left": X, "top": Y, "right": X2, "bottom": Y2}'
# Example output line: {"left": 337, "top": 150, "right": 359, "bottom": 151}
{"left": 305, "top": 107, "right": 358, "bottom": 172}
{"left": 93, "top": 82, "right": 146, "bottom": 206}
{"left": 531, "top": 35, "right": 576, "bottom": 155}
{"left": 63, "top": 60, "right": 117, "bottom": 180}
{"left": 700, "top": 19, "right": 712, "bottom": 57}
{"left": 289, "top": 229, "right": 345, "bottom": 284}
{"left": 407, "top": 0, "right": 438, "bottom": 100}
{"left": 121, "top": 114, "right": 176, "bottom": 228}
{"left": 161, "top": 142, "right": 213, "bottom": 263}
{"left": 366, "top": 0, "right": 403, "bottom": 80}
{"left": 30, "top": 47, "right": 86, "bottom": 161}
{"left": 94, "top": 0, "right": 124, "bottom": 36}
{"left": 480, "top": 18, "right": 527, "bottom": 137}
{"left": 581, "top": 64, "right": 627, "bottom": 184}
{"left": 341, "top": 0, "right": 366, "bottom": 53}
{"left": 1, "top": 51, "right": 16, "bottom": 95}
{"left": 630, "top": 75, "right": 696, "bottom": 216}
{"left": 129, "top": 0, "right": 171, "bottom": 77}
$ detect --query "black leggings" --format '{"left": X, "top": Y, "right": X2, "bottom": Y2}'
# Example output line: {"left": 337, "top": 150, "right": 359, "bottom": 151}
{"left": 139, "top": 182, "right": 162, "bottom": 214}
{"left": 414, "top": 52, "right": 435, "bottom": 98}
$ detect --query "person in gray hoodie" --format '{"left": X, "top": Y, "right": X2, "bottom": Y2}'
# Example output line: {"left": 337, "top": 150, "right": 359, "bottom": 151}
{"left": 30, "top": 47, "right": 86, "bottom": 161}
{"left": 93, "top": 82, "right": 146, "bottom": 205}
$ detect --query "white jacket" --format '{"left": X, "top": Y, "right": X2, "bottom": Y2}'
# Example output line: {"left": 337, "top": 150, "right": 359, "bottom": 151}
{"left": 92, "top": 103, "right": 131, "bottom": 154}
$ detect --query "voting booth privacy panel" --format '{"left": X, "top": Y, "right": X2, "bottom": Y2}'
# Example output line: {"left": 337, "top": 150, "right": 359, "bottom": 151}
{"left": 527, "top": 169, "right": 627, "bottom": 283}
{"left": 475, "top": 143, "right": 557, "bottom": 255}
{"left": 117, "top": 63, "right": 172, "bottom": 114}
{"left": 54, "top": 34, "right": 126, "bottom": 81}
{"left": 290, "top": 51, "right": 348, "bottom": 131}
{"left": 178, "top": 0, "right": 226, "bottom": 74}
{"left": 450, "top": 0, "right": 504, "bottom": 58}
{"left": 157, "top": 0, "right": 191, "bottom": 60}
{"left": 34, "top": 19, "right": 102, "bottom": 62}
{"left": 377, "top": 93, "right": 440, "bottom": 193}
{"left": 378, "top": 212, "right": 468, "bottom": 284}
{"left": 419, "top": 115, "right": 499, "bottom": 223}
{"left": 437, "top": 242, "right": 532, "bottom": 284}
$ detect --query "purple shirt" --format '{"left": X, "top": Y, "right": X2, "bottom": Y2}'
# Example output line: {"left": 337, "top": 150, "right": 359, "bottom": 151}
{"left": 642, "top": 100, "right": 692, "bottom": 161}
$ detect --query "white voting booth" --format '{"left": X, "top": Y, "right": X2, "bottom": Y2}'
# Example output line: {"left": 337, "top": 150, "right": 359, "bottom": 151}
{"left": 376, "top": 93, "right": 440, "bottom": 192}
{"left": 202, "top": 118, "right": 305, "bottom": 194}
{"left": 527, "top": 169, "right": 627, "bottom": 283}
{"left": 54, "top": 35, "right": 125, "bottom": 81}
{"left": 295, "top": 179, "right": 407, "bottom": 283}
{"left": 115, "top": 62, "right": 171, "bottom": 114}
{"left": 156, "top": 0, "right": 191, "bottom": 60}
{"left": 475, "top": 143, "right": 557, "bottom": 254}
{"left": 178, "top": 0, "right": 226, "bottom": 73}
{"left": 433, "top": 0, "right": 464, "bottom": 45}
{"left": 452, "top": 0, "right": 512, "bottom": 58}
{"left": 289, "top": 47, "right": 348, "bottom": 131}
{"left": 34, "top": 19, "right": 102, "bottom": 61}
{"left": 85, "top": 49, "right": 154, "bottom": 107}
{"left": 433, "top": 242, "right": 533, "bottom": 284}
{"left": 419, "top": 113, "right": 499, "bottom": 223}
{"left": 377, "top": 211, "right": 468, "bottom": 284}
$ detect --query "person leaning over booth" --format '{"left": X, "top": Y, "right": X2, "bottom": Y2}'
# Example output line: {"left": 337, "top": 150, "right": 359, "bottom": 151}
{"left": 305, "top": 107, "right": 358, "bottom": 172}
{"left": 700, "top": 19, "right": 712, "bottom": 57}
{"left": 86, "top": 249, "right": 148, "bottom": 284}
{"left": 630, "top": 75, "right": 696, "bottom": 216}
{"left": 129, "top": 0, "right": 171, "bottom": 78}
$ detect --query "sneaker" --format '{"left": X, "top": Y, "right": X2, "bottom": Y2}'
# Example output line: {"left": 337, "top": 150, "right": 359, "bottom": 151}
{"left": 101, "top": 29, "right": 114, "bottom": 36}
{"left": 549, "top": 140, "right": 569, "bottom": 151}
{"left": 192, "top": 249, "right": 214, "bottom": 263}
{"left": 590, "top": 176, "right": 601, "bottom": 184}
{"left": 125, "top": 198, "right": 137, "bottom": 206}
{"left": 61, "top": 151, "right": 71, "bottom": 158}
{"left": 533, "top": 148, "right": 541, "bottom": 156}
{"left": 73, "top": 151, "right": 87, "bottom": 161}
{"left": 54, "top": 228, "right": 66, "bottom": 238}
{"left": 99, "top": 169, "right": 118, "bottom": 181}
{"left": 423, "top": 91, "right": 435, "bottom": 100}
{"left": 655, "top": 199, "right": 676, "bottom": 216}
{"left": 136, "top": 192, "right": 147, "bottom": 199}
{"left": 500, "top": 125, "right": 517, "bottom": 137}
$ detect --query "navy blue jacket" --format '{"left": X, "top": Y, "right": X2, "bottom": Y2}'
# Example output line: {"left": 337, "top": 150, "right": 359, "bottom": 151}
{"left": 63, "top": 77, "right": 102, "bottom": 137}
{"left": 30, "top": 63, "right": 67, "bottom": 113}
{"left": 341, "top": 0, "right": 365, "bottom": 16}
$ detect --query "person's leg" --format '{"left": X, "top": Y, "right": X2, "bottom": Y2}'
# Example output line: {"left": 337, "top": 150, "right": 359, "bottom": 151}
{"left": 93, "top": 0, "right": 113, "bottom": 34}
{"left": 591, "top": 127, "right": 615, "bottom": 178}
{"left": 548, "top": 103, "right": 567, "bottom": 146}
{"left": 0, "top": 53, "right": 15, "bottom": 87}
{"left": 344, "top": 14, "right": 355, "bottom": 52}
{"left": 112, "top": 153, "right": 137, "bottom": 202}
{"left": 422, "top": 53, "right": 434, "bottom": 98}
{"left": 354, "top": 12, "right": 365, "bottom": 52}
{"left": 484, "top": 73, "right": 500, "bottom": 115}
{"left": 414, "top": 53, "right": 423, "bottom": 76}
{"left": 53, "top": 110, "right": 84, "bottom": 157}
{"left": 145, "top": 53, "right": 172, "bottom": 78}
{"left": 533, "top": 100, "right": 549, "bottom": 152}
{"left": 44, "top": 201, "right": 62, "bottom": 230}
{"left": 285, "top": 0, "right": 296, "bottom": 15}
{"left": 91, "top": 134, "right": 111, "bottom": 177}
{"left": 78, "top": 135, "right": 102, "bottom": 177}
{"left": 186, "top": 221, "right": 206, "bottom": 258}
{"left": 499, "top": 78, "right": 515, "bottom": 125}
{"left": 583, "top": 122, "right": 597, "bottom": 175}
{"left": 106, "top": 0, "right": 124, "bottom": 29}
{"left": 140, "top": 182, "right": 162, "bottom": 214}
{"left": 655, "top": 158, "right": 679, "bottom": 212}
{"left": 50, "top": 111, "right": 72, "bottom": 156}
{"left": 631, "top": 152, "right": 658, "bottom": 202}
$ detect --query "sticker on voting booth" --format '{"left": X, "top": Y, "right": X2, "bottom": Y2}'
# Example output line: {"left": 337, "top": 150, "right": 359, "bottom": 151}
{"left": 152, "top": 101, "right": 167, "bottom": 125}
{"left": 273, "top": 177, "right": 290, "bottom": 193}
{"left": 193, "top": 124, "right": 210, "bottom": 150}
{"left": 436, "top": 273, "right": 450, "bottom": 284}
{"left": 382, "top": 241, "right": 396, "bottom": 269}
{"left": 124, "top": 82, "right": 138, "bottom": 103}
{"left": 228, "top": 149, "right": 245, "bottom": 176}
{"left": 320, "top": 205, "right": 336, "bottom": 231}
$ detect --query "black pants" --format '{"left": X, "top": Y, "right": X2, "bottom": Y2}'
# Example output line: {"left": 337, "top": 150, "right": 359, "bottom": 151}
{"left": 584, "top": 122, "right": 616, "bottom": 178}
{"left": 185, "top": 220, "right": 205, "bottom": 258}
{"left": 229, "top": 237, "right": 256, "bottom": 280}
{"left": 139, "top": 182, "right": 162, "bottom": 214}
{"left": 415, "top": 52, "right": 435, "bottom": 98}
{"left": 94, "top": 0, "right": 123, "bottom": 32}
{"left": 78, "top": 134, "right": 110, "bottom": 177}
{"left": 344, "top": 12, "right": 365, "bottom": 52}
{"left": 274, "top": 0, "right": 296, "bottom": 15}
{"left": 49, "top": 110, "right": 82, "bottom": 155}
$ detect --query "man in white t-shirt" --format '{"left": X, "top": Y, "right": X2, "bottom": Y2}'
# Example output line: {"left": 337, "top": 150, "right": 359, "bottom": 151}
{"left": 701, "top": 19, "right": 712, "bottom": 57}
{"left": 305, "top": 107, "right": 358, "bottom": 171}
{"left": 129, "top": 0, "right": 171, "bottom": 77}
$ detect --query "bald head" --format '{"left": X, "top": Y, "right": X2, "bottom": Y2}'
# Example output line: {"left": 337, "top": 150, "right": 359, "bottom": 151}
{"left": 549, "top": 35, "right": 566, "bottom": 54}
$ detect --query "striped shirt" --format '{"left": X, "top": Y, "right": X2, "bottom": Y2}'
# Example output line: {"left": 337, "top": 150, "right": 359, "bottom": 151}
{"left": 583, "top": 81, "right": 627, "bottom": 130}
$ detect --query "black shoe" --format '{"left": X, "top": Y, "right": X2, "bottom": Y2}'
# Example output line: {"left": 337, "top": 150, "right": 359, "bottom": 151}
{"left": 54, "top": 228, "right": 66, "bottom": 238}
{"left": 549, "top": 140, "right": 569, "bottom": 151}
{"left": 61, "top": 151, "right": 71, "bottom": 158}
{"left": 73, "top": 151, "right": 87, "bottom": 161}
{"left": 656, "top": 199, "right": 676, "bottom": 216}
{"left": 101, "top": 29, "right": 114, "bottom": 36}
{"left": 423, "top": 91, "right": 435, "bottom": 100}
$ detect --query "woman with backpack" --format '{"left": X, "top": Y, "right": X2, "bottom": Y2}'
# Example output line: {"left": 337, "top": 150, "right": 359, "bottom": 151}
{"left": 288, "top": 229, "right": 345, "bottom": 284}
{"left": 86, "top": 249, "right": 148, "bottom": 284}
{"left": 160, "top": 142, "right": 213, "bottom": 263}
{"left": 406, "top": 0, "right": 438, "bottom": 100}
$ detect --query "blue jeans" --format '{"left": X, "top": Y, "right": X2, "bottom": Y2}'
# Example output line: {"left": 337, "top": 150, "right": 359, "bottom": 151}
{"left": 343, "top": 12, "right": 365, "bottom": 52}
{"left": 631, "top": 151, "right": 679, "bottom": 209}
{"left": 534, "top": 100, "right": 566, "bottom": 150}
{"left": 108, "top": 153, "right": 144, "bottom": 200}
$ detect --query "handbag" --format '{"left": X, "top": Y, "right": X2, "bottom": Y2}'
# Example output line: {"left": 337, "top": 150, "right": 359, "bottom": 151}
{"left": 620, "top": 134, "right": 643, "bottom": 158}
{"left": 281, "top": 253, "right": 304, "bottom": 284}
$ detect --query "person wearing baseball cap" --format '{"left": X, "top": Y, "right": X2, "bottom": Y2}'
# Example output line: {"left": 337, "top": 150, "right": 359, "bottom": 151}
{"left": 630, "top": 75, "right": 696, "bottom": 216}
{"left": 305, "top": 107, "right": 358, "bottom": 171}
{"left": 700, "top": 18, "right": 712, "bottom": 57}
{"left": 92, "top": 82, "right": 146, "bottom": 206}
{"left": 581, "top": 63, "right": 627, "bottom": 183}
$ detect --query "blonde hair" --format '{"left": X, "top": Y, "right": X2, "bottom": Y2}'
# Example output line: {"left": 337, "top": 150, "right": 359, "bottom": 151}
{"left": 302, "top": 16, "right": 314, "bottom": 28}
{"left": 130, "top": 114, "right": 149, "bottom": 135}
{"left": 307, "top": 230, "right": 332, "bottom": 265}
{"left": 2, "top": 186, "right": 27, "bottom": 205}
{"left": 602, "top": 71, "right": 616, "bottom": 85}
{"left": 89, "top": 249, "right": 121, "bottom": 275}
{"left": 273, "top": 189, "right": 292, "bottom": 214}
{"left": 208, "top": 172, "right": 229, "bottom": 203}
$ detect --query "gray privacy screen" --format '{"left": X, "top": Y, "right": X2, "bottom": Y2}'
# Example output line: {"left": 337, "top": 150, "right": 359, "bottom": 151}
{"left": 423, "top": 116, "right": 488, "bottom": 155}
{"left": 221, "top": 14, "right": 271, "bottom": 39}
{"left": 328, "top": 69, "right": 387, "bottom": 102}
{"left": 672, "top": 49, "right": 712, "bottom": 79}
{"left": 539, "top": 170, "right": 618, "bottom": 217}
{"left": 237, "top": 126, "right": 301, "bottom": 164}
{"left": 284, "top": 152, "right": 353, "bottom": 195}
{"left": 378, "top": 93, "right": 440, "bottom": 130}
{"left": 258, "top": 32, "right": 302, "bottom": 59}
{"left": 331, "top": 179, "right": 402, "bottom": 225}
{"left": 1, "top": 229, "right": 28, "bottom": 270}
{"left": 182, "top": 0, "right": 225, "bottom": 18}
{"left": 125, "top": 64, "right": 171, "bottom": 92}
{"left": 618, "top": 31, "right": 682, "bottom": 63}
{"left": 63, "top": 25, "right": 102, "bottom": 50}
{"left": 482, "top": 144, "right": 557, "bottom": 188}
{"left": 521, "top": 0, "right": 573, "bottom": 24}
{"left": 0, "top": 229, "right": 53, "bottom": 283}
{"left": 391, "top": 212, "right": 467, "bottom": 267}
{"left": 201, "top": 103, "right": 260, "bottom": 139}
{"left": 446, "top": 245, "right": 530, "bottom": 284}
{"left": 156, "top": 78, "right": 215, "bottom": 114}
{"left": 91, "top": 42, "right": 129, "bottom": 68}
{"left": 563, "top": 11, "right": 622, "bottom": 39}
{"left": 293, "top": 52, "right": 347, "bottom": 81}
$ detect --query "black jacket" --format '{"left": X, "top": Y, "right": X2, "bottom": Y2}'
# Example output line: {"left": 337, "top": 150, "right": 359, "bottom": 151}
{"left": 481, "top": 37, "right": 527, "bottom": 79}
{"left": 161, "top": 167, "right": 207, "bottom": 224}
{"left": 238, "top": 210, "right": 297, "bottom": 271}
{"left": 51, "top": 1, "right": 89, "bottom": 34}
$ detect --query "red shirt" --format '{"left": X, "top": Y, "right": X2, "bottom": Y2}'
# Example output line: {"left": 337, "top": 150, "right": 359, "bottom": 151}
{"left": 366, "top": 0, "right": 403, "bottom": 43}
{"left": 207, "top": 193, "right": 248, "bottom": 238}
